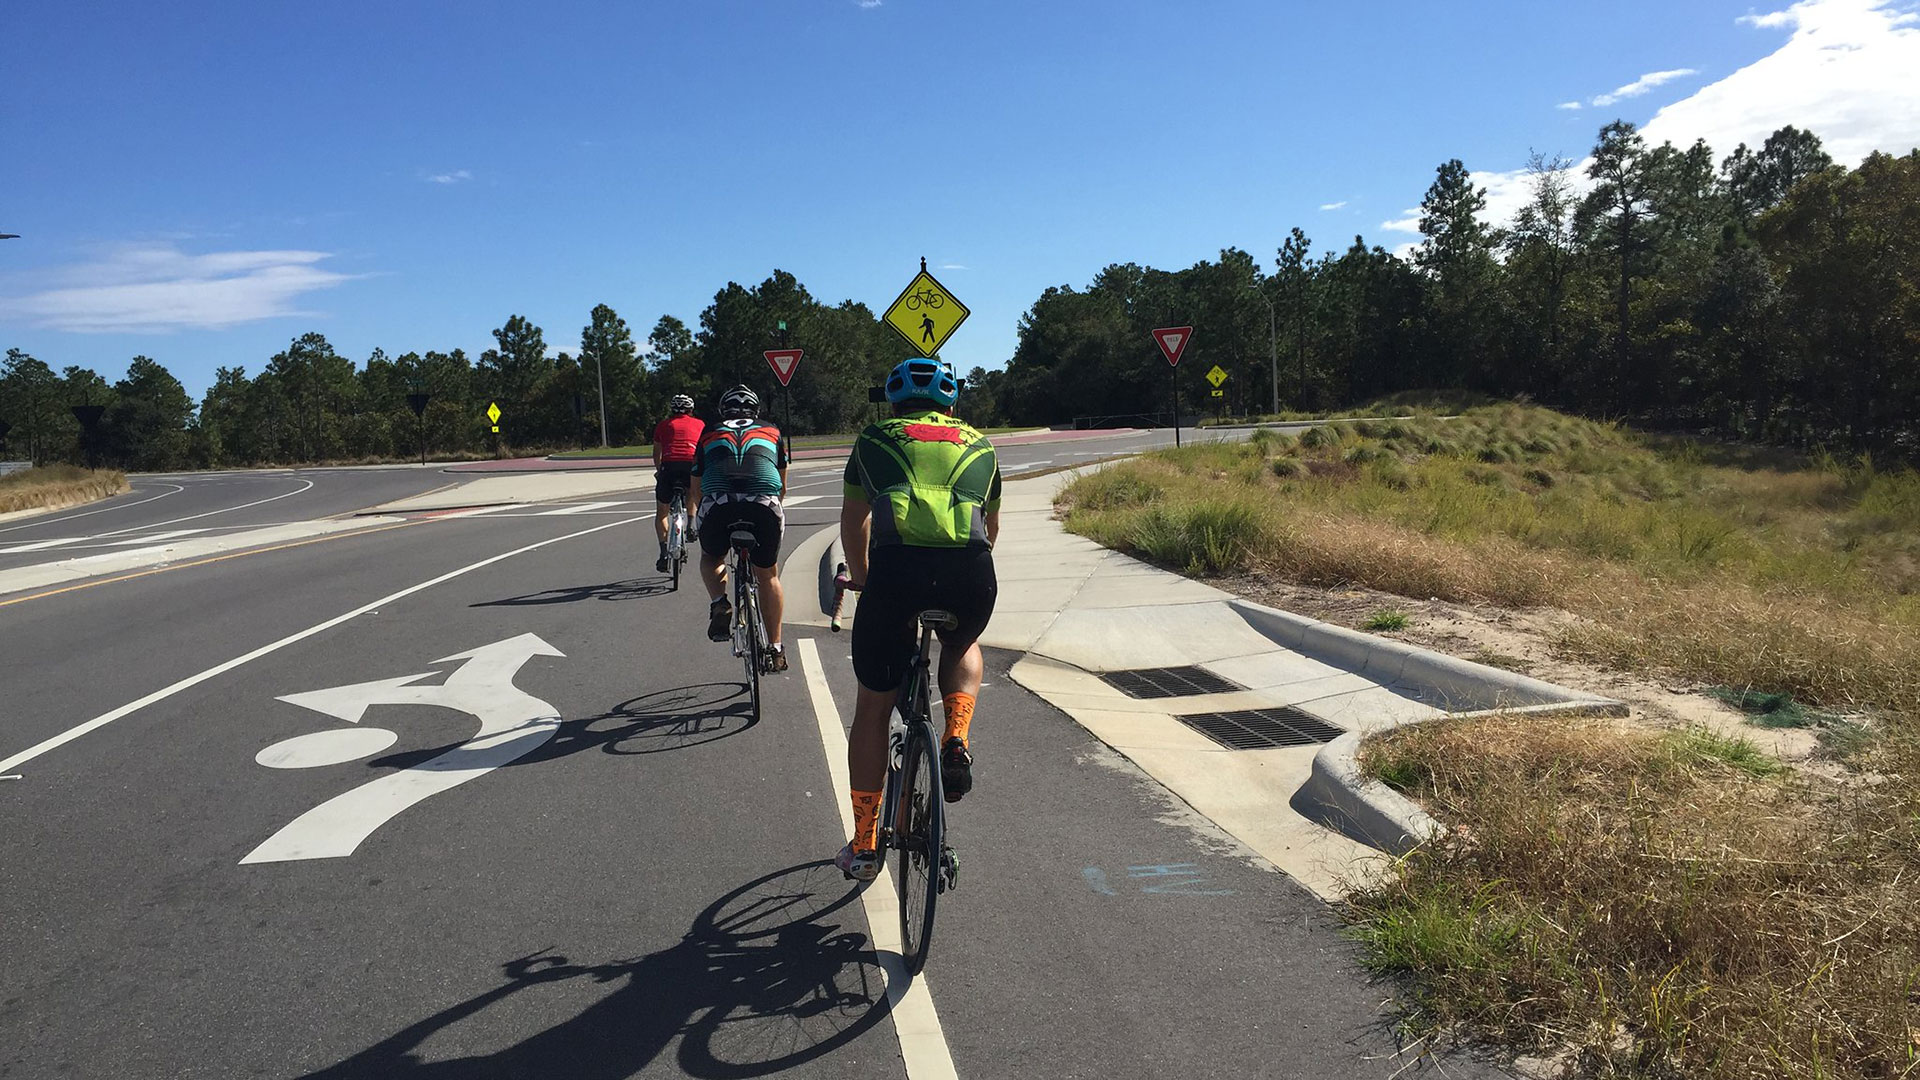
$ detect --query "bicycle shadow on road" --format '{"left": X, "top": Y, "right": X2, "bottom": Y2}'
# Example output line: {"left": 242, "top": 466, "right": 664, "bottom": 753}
{"left": 469, "top": 577, "right": 676, "bottom": 606}
{"left": 298, "top": 861, "right": 893, "bottom": 1079}
{"left": 365, "top": 683, "right": 757, "bottom": 773}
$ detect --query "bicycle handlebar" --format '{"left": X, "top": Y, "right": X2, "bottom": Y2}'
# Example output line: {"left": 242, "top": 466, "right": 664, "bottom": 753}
{"left": 829, "top": 563, "right": 857, "bottom": 632}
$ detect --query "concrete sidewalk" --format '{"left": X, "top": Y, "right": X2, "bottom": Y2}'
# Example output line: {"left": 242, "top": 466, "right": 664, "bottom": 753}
{"left": 788, "top": 468, "right": 1622, "bottom": 901}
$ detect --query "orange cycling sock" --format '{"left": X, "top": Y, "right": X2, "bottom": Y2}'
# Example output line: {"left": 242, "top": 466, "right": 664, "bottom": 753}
{"left": 851, "top": 789, "right": 882, "bottom": 852}
{"left": 942, "top": 692, "right": 975, "bottom": 748}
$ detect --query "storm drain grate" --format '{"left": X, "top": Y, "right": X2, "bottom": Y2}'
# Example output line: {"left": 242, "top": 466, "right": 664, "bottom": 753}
{"left": 1099, "top": 665, "right": 1244, "bottom": 700}
{"left": 1174, "top": 708, "right": 1346, "bottom": 750}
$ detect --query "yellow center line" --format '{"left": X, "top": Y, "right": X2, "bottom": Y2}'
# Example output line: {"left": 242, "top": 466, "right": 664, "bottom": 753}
{"left": 0, "top": 519, "right": 428, "bottom": 609}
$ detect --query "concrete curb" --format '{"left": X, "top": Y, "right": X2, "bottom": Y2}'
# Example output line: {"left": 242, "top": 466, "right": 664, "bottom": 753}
{"left": 1229, "top": 597, "right": 1628, "bottom": 855}
{"left": 1227, "top": 598, "right": 1627, "bottom": 715}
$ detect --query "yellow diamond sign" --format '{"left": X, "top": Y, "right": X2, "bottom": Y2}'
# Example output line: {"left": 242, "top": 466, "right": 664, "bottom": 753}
{"left": 883, "top": 269, "right": 970, "bottom": 357}
{"left": 1206, "top": 365, "right": 1228, "bottom": 388}
{"left": 486, "top": 401, "right": 502, "bottom": 424}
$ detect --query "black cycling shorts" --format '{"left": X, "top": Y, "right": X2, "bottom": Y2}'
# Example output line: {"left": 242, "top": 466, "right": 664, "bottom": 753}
{"left": 850, "top": 545, "right": 997, "bottom": 692}
{"left": 698, "top": 499, "right": 783, "bottom": 569}
{"left": 655, "top": 462, "right": 694, "bottom": 504}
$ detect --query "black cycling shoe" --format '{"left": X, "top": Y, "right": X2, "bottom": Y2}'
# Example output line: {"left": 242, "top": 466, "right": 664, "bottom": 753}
{"left": 941, "top": 738, "right": 973, "bottom": 803}
{"left": 707, "top": 598, "right": 731, "bottom": 643}
{"left": 655, "top": 550, "right": 669, "bottom": 573}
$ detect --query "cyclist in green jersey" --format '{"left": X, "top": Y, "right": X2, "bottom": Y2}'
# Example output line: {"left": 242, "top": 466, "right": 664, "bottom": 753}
{"left": 835, "top": 357, "right": 1001, "bottom": 882}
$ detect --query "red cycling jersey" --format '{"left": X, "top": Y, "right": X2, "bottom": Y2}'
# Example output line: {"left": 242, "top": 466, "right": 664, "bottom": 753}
{"left": 653, "top": 414, "right": 705, "bottom": 464}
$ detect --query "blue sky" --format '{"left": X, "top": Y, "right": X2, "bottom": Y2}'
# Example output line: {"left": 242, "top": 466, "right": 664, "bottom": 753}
{"left": 4, "top": 0, "right": 1918, "bottom": 400}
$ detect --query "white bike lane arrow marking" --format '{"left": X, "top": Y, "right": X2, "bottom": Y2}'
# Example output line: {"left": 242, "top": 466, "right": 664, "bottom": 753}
{"left": 241, "top": 633, "right": 564, "bottom": 865}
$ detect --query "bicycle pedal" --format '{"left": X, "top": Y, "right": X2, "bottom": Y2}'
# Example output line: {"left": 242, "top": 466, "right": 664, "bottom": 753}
{"left": 940, "top": 846, "right": 959, "bottom": 891}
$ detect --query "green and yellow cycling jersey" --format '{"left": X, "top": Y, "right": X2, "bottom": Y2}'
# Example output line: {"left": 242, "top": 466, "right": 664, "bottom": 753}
{"left": 843, "top": 411, "right": 1002, "bottom": 549}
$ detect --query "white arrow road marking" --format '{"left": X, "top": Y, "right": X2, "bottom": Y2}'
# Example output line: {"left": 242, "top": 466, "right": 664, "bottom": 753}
{"left": 0, "top": 514, "right": 640, "bottom": 776}
{"left": 242, "top": 633, "right": 565, "bottom": 864}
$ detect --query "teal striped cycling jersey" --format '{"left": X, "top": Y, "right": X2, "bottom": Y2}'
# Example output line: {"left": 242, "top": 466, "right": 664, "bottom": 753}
{"left": 694, "top": 419, "right": 787, "bottom": 496}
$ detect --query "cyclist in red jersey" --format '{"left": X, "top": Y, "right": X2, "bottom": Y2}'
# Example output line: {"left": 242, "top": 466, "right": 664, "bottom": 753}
{"left": 651, "top": 394, "right": 705, "bottom": 572}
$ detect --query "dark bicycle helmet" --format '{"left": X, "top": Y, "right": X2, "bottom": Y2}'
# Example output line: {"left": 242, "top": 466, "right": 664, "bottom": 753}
{"left": 718, "top": 384, "right": 759, "bottom": 419}
{"left": 883, "top": 358, "right": 959, "bottom": 407}
{"left": 669, "top": 394, "right": 695, "bottom": 414}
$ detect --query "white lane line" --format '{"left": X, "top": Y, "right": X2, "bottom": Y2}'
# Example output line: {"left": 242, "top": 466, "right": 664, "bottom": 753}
{"left": 537, "top": 501, "right": 629, "bottom": 515}
{"left": 95, "top": 478, "right": 317, "bottom": 538}
{"left": 0, "top": 483, "right": 186, "bottom": 536}
{"left": 0, "top": 515, "right": 644, "bottom": 776}
{"left": 782, "top": 495, "right": 821, "bottom": 507}
{"left": 0, "top": 537, "right": 85, "bottom": 554}
{"left": 435, "top": 504, "right": 525, "bottom": 519}
{"left": 797, "top": 638, "right": 960, "bottom": 1080}
{"left": 103, "top": 528, "right": 210, "bottom": 546}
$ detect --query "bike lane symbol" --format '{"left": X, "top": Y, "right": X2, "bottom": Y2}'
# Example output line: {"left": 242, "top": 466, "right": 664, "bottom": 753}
{"left": 242, "top": 633, "right": 564, "bottom": 864}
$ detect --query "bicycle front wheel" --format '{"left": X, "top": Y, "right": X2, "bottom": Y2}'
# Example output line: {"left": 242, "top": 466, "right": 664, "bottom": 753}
{"left": 895, "top": 719, "right": 944, "bottom": 975}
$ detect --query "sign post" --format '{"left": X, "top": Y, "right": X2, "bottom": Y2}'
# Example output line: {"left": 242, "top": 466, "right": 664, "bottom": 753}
{"left": 70, "top": 403, "right": 106, "bottom": 469}
{"left": 406, "top": 392, "right": 431, "bottom": 466}
{"left": 486, "top": 401, "right": 502, "bottom": 459}
{"left": 1206, "top": 365, "right": 1228, "bottom": 425}
{"left": 1151, "top": 326, "right": 1193, "bottom": 448}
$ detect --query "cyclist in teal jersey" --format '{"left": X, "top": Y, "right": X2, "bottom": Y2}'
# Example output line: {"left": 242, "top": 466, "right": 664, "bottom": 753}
{"left": 691, "top": 385, "right": 791, "bottom": 672}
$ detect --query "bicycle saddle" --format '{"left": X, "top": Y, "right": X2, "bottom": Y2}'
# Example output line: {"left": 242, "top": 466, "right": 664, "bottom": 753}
{"left": 919, "top": 609, "right": 959, "bottom": 630}
{"left": 728, "top": 528, "right": 759, "bottom": 544}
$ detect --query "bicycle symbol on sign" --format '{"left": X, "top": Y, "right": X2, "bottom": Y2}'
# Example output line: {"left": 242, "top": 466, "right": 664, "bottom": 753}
{"left": 904, "top": 287, "right": 945, "bottom": 311}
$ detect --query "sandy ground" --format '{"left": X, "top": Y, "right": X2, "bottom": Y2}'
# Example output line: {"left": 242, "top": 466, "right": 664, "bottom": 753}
{"left": 1211, "top": 571, "right": 1832, "bottom": 768}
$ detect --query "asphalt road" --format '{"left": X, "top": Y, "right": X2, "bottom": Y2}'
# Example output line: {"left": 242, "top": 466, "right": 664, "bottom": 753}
{"left": 0, "top": 427, "right": 1499, "bottom": 1080}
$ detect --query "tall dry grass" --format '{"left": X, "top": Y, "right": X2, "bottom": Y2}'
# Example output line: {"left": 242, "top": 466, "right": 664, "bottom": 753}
{"left": 0, "top": 465, "right": 128, "bottom": 514}
{"left": 1351, "top": 715, "right": 1920, "bottom": 1080}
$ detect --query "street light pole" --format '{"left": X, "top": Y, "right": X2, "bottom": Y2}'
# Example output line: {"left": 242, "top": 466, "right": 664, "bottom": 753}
{"left": 1247, "top": 283, "right": 1279, "bottom": 416}
{"left": 595, "top": 352, "right": 608, "bottom": 447}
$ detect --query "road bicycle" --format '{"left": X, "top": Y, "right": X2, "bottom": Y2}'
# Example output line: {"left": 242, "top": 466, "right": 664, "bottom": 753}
{"left": 664, "top": 491, "right": 690, "bottom": 590}
{"left": 830, "top": 571, "right": 959, "bottom": 975}
{"left": 903, "top": 288, "right": 945, "bottom": 311}
{"left": 726, "top": 529, "right": 774, "bottom": 722}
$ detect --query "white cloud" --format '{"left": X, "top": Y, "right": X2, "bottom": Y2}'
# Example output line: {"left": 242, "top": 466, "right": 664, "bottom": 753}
{"left": 855, "top": 0, "right": 882, "bottom": 7}
{"left": 425, "top": 169, "right": 472, "bottom": 184}
{"left": 1643, "top": 0, "right": 1920, "bottom": 164}
{"left": 1591, "top": 68, "right": 1699, "bottom": 107}
{"left": 1556, "top": 101, "right": 1584, "bottom": 110}
{"left": 0, "top": 245, "right": 360, "bottom": 333}
{"left": 1380, "top": 214, "right": 1421, "bottom": 233}
{"left": 1384, "top": 0, "right": 1920, "bottom": 244}
{"left": 1319, "top": 200, "right": 1348, "bottom": 211}
{"left": 940, "top": 263, "right": 969, "bottom": 270}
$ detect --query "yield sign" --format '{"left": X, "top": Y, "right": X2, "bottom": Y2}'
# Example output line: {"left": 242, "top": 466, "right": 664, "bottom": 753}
{"left": 764, "top": 349, "right": 803, "bottom": 387}
{"left": 1152, "top": 326, "right": 1194, "bottom": 367}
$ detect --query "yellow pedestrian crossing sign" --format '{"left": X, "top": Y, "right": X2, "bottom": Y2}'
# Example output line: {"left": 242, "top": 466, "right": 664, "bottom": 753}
{"left": 883, "top": 266, "right": 970, "bottom": 357}
{"left": 1206, "top": 365, "right": 1228, "bottom": 388}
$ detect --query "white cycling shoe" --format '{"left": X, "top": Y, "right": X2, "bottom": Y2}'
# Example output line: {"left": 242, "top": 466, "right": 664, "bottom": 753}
{"left": 835, "top": 842, "right": 881, "bottom": 883}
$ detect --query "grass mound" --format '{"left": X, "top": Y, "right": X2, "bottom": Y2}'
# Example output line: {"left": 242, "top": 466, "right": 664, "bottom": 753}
{"left": 0, "top": 465, "right": 128, "bottom": 514}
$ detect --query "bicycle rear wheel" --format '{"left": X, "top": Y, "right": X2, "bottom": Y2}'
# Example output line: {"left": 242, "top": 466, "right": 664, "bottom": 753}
{"left": 668, "top": 501, "right": 685, "bottom": 591}
{"left": 895, "top": 716, "right": 943, "bottom": 975}
{"left": 738, "top": 568, "right": 762, "bottom": 722}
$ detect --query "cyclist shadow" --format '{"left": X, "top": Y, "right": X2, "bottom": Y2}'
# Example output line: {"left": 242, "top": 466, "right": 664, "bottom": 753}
{"left": 470, "top": 578, "right": 675, "bottom": 606}
{"left": 363, "top": 683, "right": 757, "bottom": 773}
{"left": 298, "top": 861, "right": 894, "bottom": 1079}
{"left": 545, "top": 681, "right": 759, "bottom": 758}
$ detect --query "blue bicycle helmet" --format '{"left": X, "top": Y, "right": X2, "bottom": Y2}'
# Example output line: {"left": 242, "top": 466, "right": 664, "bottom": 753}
{"left": 883, "top": 357, "right": 960, "bottom": 407}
